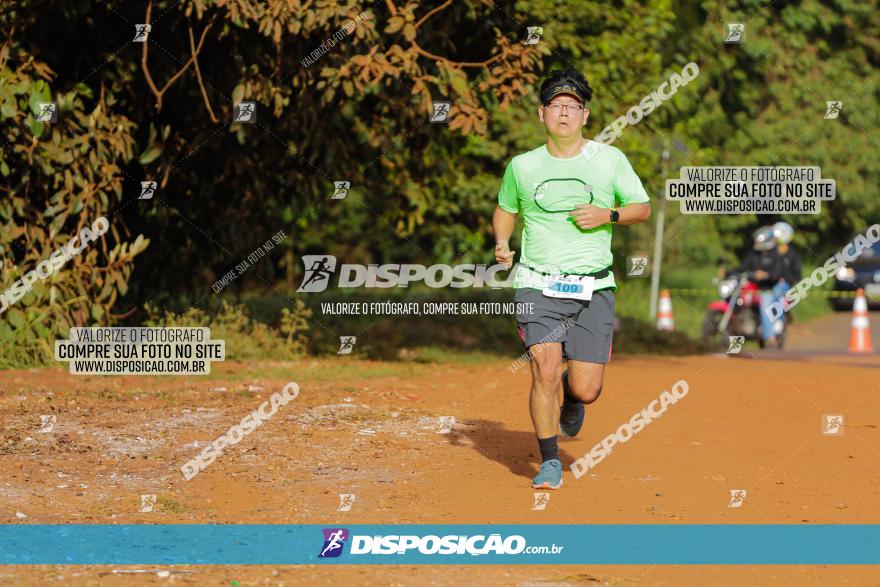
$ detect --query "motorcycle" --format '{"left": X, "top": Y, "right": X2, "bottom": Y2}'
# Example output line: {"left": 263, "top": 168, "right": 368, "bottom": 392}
{"left": 702, "top": 271, "right": 790, "bottom": 350}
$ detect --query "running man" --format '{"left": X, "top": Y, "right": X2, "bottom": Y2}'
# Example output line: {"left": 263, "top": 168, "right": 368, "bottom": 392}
{"left": 493, "top": 68, "right": 651, "bottom": 489}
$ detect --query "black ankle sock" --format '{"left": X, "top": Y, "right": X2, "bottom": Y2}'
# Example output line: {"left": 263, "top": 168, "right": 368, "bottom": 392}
{"left": 538, "top": 435, "right": 559, "bottom": 462}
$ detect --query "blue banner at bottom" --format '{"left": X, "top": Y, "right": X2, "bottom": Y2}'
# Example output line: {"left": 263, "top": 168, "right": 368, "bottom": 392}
{"left": 0, "top": 525, "right": 878, "bottom": 565}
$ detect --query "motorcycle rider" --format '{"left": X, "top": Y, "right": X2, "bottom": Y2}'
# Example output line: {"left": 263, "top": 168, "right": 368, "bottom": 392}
{"left": 736, "top": 226, "right": 783, "bottom": 345}
{"left": 771, "top": 220, "right": 801, "bottom": 316}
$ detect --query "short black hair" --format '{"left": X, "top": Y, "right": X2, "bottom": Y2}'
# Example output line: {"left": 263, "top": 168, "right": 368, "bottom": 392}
{"left": 539, "top": 68, "right": 593, "bottom": 104}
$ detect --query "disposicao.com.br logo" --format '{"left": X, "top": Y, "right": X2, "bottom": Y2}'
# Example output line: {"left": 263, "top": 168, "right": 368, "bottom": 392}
{"left": 318, "top": 528, "right": 349, "bottom": 558}
{"left": 296, "top": 255, "right": 518, "bottom": 292}
{"left": 317, "top": 528, "right": 563, "bottom": 558}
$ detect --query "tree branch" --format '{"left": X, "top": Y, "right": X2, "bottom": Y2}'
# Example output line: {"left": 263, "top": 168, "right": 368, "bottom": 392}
{"left": 415, "top": 0, "right": 452, "bottom": 29}
{"left": 384, "top": 0, "right": 398, "bottom": 16}
{"left": 0, "top": 23, "right": 15, "bottom": 71}
{"left": 141, "top": 0, "right": 163, "bottom": 108}
{"left": 158, "top": 19, "right": 213, "bottom": 95}
{"left": 411, "top": 42, "right": 503, "bottom": 68}
{"left": 141, "top": 0, "right": 215, "bottom": 112}
{"left": 110, "top": 306, "right": 138, "bottom": 320}
{"left": 189, "top": 24, "right": 218, "bottom": 123}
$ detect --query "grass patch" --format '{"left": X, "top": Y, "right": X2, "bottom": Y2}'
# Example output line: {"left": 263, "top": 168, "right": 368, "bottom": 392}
{"left": 157, "top": 496, "right": 185, "bottom": 514}
{"left": 614, "top": 268, "right": 718, "bottom": 342}
{"left": 400, "top": 347, "right": 505, "bottom": 364}
{"left": 242, "top": 287, "right": 711, "bottom": 359}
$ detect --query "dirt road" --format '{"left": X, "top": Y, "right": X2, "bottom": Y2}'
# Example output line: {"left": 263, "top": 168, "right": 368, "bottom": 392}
{"left": 785, "top": 308, "right": 880, "bottom": 353}
{"left": 1, "top": 339, "right": 878, "bottom": 584}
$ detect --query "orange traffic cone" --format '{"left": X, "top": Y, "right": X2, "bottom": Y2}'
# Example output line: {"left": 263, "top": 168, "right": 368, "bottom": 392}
{"left": 848, "top": 288, "right": 873, "bottom": 353}
{"left": 657, "top": 289, "right": 675, "bottom": 331}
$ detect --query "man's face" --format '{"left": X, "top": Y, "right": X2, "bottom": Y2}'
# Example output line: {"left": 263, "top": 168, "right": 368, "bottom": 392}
{"left": 538, "top": 94, "right": 589, "bottom": 139}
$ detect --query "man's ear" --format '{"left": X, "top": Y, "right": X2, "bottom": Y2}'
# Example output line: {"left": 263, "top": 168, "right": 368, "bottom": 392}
{"left": 538, "top": 106, "right": 544, "bottom": 124}
{"left": 583, "top": 108, "right": 590, "bottom": 125}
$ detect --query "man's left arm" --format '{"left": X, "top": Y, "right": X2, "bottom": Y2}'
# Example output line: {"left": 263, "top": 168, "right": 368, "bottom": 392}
{"left": 569, "top": 151, "right": 651, "bottom": 229}
{"left": 568, "top": 201, "right": 650, "bottom": 229}
{"left": 611, "top": 202, "right": 651, "bottom": 225}
{"left": 610, "top": 150, "right": 652, "bottom": 225}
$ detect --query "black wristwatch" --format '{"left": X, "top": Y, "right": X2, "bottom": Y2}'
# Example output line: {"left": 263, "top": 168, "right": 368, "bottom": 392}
{"left": 610, "top": 208, "right": 620, "bottom": 223}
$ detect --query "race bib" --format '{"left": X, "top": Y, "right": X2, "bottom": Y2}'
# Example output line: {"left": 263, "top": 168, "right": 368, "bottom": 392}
{"left": 542, "top": 274, "right": 595, "bottom": 301}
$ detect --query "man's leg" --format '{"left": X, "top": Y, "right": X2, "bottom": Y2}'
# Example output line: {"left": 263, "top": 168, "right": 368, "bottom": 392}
{"left": 559, "top": 290, "right": 614, "bottom": 437}
{"left": 559, "top": 360, "right": 604, "bottom": 437}
{"left": 566, "top": 360, "right": 605, "bottom": 403}
{"left": 529, "top": 341, "right": 564, "bottom": 442}
{"left": 759, "top": 291, "right": 777, "bottom": 342}
{"left": 529, "top": 341, "right": 565, "bottom": 489}
{"left": 771, "top": 280, "right": 790, "bottom": 332}
{"left": 772, "top": 280, "right": 790, "bottom": 299}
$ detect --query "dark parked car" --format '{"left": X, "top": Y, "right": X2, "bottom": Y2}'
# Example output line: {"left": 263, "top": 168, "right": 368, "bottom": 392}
{"left": 831, "top": 240, "right": 880, "bottom": 311}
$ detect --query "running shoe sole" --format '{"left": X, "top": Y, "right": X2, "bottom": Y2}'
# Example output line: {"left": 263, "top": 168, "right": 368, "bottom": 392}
{"left": 532, "top": 479, "right": 563, "bottom": 490}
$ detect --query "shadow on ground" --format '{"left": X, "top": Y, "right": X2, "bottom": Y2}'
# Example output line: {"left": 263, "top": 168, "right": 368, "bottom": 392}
{"left": 442, "top": 418, "right": 582, "bottom": 482}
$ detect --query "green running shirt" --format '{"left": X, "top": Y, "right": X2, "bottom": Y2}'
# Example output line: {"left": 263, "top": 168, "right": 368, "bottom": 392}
{"left": 497, "top": 141, "right": 650, "bottom": 290}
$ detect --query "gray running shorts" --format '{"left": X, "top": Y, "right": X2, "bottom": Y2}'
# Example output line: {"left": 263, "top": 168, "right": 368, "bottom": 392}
{"left": 514, "top": 287, "right": 615, "bottom": 364}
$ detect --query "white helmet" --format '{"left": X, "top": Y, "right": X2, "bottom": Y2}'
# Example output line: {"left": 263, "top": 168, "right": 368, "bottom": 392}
{"left": 752, "top": 226, "right": 775, "bottom": 251}
{"left": 773, "top": 221, "right": 794, "bottom": 244}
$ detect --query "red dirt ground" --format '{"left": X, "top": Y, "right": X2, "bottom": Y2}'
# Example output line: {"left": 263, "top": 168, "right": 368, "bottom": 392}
{"left": 1, "top": 336, "right": 878, "bottom": 585}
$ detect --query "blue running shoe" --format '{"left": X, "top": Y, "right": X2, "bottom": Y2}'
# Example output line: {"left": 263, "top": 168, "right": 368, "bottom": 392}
{"left": 532, "top": 458, "right": 563, "bottom": 489}
{"left": 559, "top": 372, "right": 585, "bottom": 438}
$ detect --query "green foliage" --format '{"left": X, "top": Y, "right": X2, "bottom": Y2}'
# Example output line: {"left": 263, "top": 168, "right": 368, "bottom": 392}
{"left": 0, "top": 0, "right": 875, "bottom": 369}
{"left": 695, "top": 0, "right": 880, "bottom": 257}
{"left": 143, "top": 301, "right": 311, "bottom": 360}
{"left": 1, "top": 27, "right": 149, "bottom": 363}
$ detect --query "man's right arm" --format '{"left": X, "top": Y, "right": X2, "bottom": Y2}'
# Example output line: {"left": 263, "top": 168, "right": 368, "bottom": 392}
{"left": 493, "top": 206, "right": 517, "bottom": 267}
{"left": 494, "top": 160, "right": 520, "bottom": 267}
